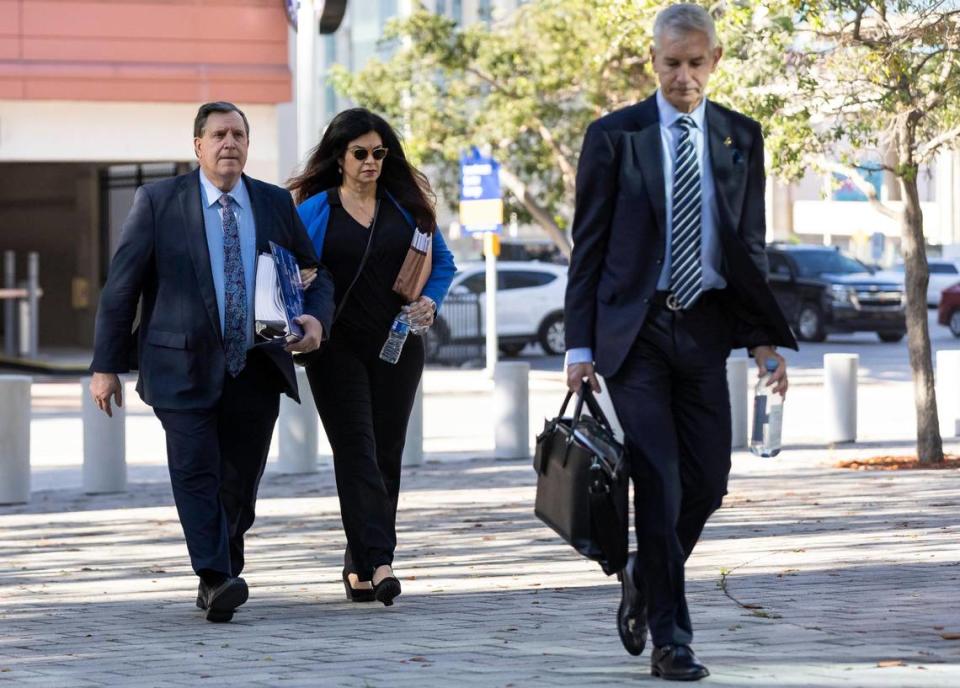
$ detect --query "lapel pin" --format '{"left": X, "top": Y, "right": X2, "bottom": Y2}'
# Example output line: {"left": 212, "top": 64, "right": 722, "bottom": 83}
{"left": 723, "top": 137, "right": 733, "bottom": 147}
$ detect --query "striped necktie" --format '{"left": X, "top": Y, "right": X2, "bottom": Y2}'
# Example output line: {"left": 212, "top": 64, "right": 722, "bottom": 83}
{"left": 219, "top": 193, "right": 247, "bottom": 377}
{"left": 669, "top": 115, "right": 703, "bottom": 310}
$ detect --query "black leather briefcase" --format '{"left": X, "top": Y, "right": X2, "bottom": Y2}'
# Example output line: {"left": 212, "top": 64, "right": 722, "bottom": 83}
{"left": 533, "top": 386, "right": 628, "bottom": 575}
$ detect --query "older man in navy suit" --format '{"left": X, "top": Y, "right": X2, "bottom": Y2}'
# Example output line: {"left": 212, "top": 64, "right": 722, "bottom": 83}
{"left": 90, "top": 102, "right": 334, "bottom": 622}
{"left": 564, "top": 5, "right": 797, "bottom": 680}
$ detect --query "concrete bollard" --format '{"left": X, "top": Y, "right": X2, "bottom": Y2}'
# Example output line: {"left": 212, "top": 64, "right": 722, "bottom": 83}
{"left": 824, "top": 353, "right": 858, "bottom": 443}
{"left": 594, "top": 375, "right": 624, "bottom": 443}
{"left": 494, "top": 361, "right": 530, "bottom": 460}
{"left": 277, "top": 367, "right": 319, "bottom": 474}
{"left": 727, "top": 358, "right": 749, "bottom": 449}
{"left": 0, "top": 375, "right": 31, "bottom": 505}
{"left": 402, "top": 377, "right": 424, "bottom": 467}
{"left": 81, "top": 377, "right": 127, "bottom": 494}
{"left": 936, "top": 350, "right": 960, "bottom": 438}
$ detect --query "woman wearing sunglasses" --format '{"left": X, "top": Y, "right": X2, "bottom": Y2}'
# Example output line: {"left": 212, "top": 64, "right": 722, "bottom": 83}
{"left": 288, "top": 108, "right": 455, "bottom": 606}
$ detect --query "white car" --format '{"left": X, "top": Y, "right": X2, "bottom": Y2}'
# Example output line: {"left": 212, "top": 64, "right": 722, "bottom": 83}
{"left": 890, "top": 259, "right": 960, "bottom": 306}
{"left": 431, "top": 261, "right": 567, "bottom": 357}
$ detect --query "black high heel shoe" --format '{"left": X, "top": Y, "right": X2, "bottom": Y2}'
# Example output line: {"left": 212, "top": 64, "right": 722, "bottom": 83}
{"left": 372, "top": 574, "right": 401, "bottom": 607}
{"left": 342, "top": 571, "right": 375, "bottom": 603}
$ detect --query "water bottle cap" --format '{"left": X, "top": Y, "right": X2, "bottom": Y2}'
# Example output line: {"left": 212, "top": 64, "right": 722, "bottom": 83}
{"left": 765, "top": 358, "right": 779, "bottom": 373}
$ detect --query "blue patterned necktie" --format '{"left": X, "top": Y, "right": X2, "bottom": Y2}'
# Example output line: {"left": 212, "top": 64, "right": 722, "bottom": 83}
{"left": 219, "top": 193, "right": 247, "bottom": 377}
{"left": 669, "top": 115, "right": 703, "bottom": 310}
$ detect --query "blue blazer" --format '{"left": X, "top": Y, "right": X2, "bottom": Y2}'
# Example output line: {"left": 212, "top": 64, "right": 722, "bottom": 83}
{"left": 297, "top": 190, "right": 456, "bottom": 310}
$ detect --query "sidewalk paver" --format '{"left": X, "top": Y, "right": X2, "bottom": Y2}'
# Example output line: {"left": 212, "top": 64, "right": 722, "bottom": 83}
{"left": 1, "top": 446, "right": 959, "bottom": 687}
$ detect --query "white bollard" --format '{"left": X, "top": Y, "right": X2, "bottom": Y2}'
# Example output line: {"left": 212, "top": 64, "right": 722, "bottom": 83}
{"left": 0, "top": 375, "right": 31, "bottom": 505}
{"left": 727, "top": 357, "right": 749, "bottom": 449}
{"left": 82, "top": 377, "right": 127, "bottom": 494}
{"left": 594, "top": 375, "right": 624, "bottom": 443}
{"left": 277, "top": 367, "right": 319, "bottom": 474}
{"left": 494, "top": 361, "right": 530, "bottom": 460}
{"left": 824, "top": 353, "right": 858, "bottom": 443}
{"left": 936, "top": 350, "right": 960, "bottom": 438}
{"left": 402, "top": 377, "right": 424, "bottom": 467}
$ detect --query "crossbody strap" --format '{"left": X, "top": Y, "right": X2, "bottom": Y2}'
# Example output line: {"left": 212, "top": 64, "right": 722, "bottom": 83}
{"left": 333, "top": 198, "right": 381, "bottom": 323}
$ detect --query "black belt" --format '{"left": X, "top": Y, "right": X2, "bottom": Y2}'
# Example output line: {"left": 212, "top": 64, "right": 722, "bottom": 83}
{"left": 649, "top": 289, "right": 724, "bottom": 312}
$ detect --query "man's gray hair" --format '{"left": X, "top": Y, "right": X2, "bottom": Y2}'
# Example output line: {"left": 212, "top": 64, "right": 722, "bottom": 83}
{"left": 653, "top": 4, "right": 718, "bottom": 49}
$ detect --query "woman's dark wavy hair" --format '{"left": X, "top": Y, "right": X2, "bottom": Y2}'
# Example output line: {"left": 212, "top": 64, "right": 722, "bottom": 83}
{"left": 288, "top": 108, "right": 437, "bottom": 233}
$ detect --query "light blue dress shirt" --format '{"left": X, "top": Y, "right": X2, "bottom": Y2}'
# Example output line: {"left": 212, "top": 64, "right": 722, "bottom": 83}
{"left": 565, "top": 90, "right": 726, "bottom": 368}
{"left": 199, "top": 171, "right": 257, "bottom": 349}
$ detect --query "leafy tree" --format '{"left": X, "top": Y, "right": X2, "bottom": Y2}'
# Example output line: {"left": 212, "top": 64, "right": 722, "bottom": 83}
{"left": 724, "top": 1, "right": 959, "bottom": 464}
{"left": 332, "top": 0, "right": 959, "bottom": 463}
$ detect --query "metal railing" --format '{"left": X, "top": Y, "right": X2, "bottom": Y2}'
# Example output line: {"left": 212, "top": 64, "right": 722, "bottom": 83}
{"left": 1, "top": 251, "right": 42, "bottom": 359}
{"left": 426, "top": 292, "right": 484, "bottom": 366}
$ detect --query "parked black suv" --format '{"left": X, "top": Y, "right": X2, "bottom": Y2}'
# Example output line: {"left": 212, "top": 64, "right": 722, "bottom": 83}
{"left": 766, "top": 245, "right": 906, "bottom": 342}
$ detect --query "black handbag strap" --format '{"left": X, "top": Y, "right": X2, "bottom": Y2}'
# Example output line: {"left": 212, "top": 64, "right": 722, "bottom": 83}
{"left": 570, "top": 384, "right": 615, "bottom": 436}
{"left": 332, "top": 195, "right": 381, "bottom": 323}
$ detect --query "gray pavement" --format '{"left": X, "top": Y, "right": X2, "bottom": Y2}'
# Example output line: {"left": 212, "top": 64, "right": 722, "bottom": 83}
{"left": 2, "top": 443, "right": 960, "bottom": 686}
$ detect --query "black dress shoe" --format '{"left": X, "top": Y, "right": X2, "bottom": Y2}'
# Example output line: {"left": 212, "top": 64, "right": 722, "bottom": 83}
{"left": 372, "top": 575, "right": 401, "bottom": 607}
{"left": 617, "top": 553, "right": 647, "bottom": 656}
{"left": 651, "top": 645, "right": 710, "bottom": 681}
{"left": 342, "top": 571, "right": 376, "bottom": 603}
{"left": 196, "top": 577, "right": 249, "bottom": 623}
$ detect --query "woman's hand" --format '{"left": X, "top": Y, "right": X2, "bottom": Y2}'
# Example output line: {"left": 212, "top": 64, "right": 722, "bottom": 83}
{"left": 403, "top": 296, "right": 436, "bottom": 329}
{"left": 299, "top": 267, "right": 318, "bottom": 289}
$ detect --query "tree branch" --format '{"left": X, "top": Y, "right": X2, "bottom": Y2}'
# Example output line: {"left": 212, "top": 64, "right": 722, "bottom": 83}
{"left": 818, "top": 159, "right": 902, "bottom": 221}
{"left": 498, "top": 166, "right": 571, "bottom": 257}
{"left": 916, "top": 125, "right": 960, "bottom": 163}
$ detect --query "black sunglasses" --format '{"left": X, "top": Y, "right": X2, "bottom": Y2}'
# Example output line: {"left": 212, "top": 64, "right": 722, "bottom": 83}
{"left": 350, "top": 147, "right": 388, "bottom": 161}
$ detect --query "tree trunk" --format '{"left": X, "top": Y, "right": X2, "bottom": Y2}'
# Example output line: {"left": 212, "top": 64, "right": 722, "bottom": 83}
{"left": 498, "top": 166, "right": 572, "bottom": 258}
{"left": 897, "top": 160, "right": 944, "bottom": 465}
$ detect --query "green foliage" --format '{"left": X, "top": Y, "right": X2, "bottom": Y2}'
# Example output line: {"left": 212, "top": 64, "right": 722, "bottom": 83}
{"left": 329, "top": 0, "right": 960, "bottom": 234}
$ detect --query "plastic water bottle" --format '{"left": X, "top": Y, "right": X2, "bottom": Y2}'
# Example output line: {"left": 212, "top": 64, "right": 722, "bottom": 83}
{"left": 750, "top": 358, "right": 783, "bottom": 457}
{"left": 379, "top": 312, "right": 410, "bottom": 364}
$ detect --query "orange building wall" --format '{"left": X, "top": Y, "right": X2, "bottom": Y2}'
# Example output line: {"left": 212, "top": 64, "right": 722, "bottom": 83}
{"left": 0, "top": 0, "right": 291, "bottom": 103}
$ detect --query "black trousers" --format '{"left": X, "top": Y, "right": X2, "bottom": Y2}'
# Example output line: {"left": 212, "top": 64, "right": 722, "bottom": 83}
{"left": 605, "top": 292, "right": 734, "bottom": 647}
{"left": 154, "top": 348, "right": 281, "bottom": 579}
{"left": 306, "top": 326, "right": 424, "bottom": 581}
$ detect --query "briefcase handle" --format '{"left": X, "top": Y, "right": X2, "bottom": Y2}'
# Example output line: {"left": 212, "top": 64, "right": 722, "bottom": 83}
{"left": 557, "top": 384, "right": 615, "bottom": 437}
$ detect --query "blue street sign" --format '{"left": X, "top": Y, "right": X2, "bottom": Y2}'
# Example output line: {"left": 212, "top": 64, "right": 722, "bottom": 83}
{"left": 459, "top": 147, "right": 503, "bottom": 234}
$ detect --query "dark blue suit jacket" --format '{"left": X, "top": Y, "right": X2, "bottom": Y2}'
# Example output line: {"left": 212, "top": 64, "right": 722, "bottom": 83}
{"left": 91, "top": 169, "right": 335, "bottom": 409}
{"left": 565, "top": 95, "right": 797, "bottom": 378}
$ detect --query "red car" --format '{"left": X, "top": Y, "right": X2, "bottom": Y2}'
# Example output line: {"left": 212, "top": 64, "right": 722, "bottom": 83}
{"left": 938, "top": 282, "right": 960, "bottom": 338}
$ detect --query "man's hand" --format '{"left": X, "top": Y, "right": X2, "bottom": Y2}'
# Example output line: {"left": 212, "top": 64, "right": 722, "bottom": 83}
{"left": 90, "top": 373, "right": 123, "bottom": 418}
{"left": 285, "top": 314, "right": 324, "bottom": 353}
{"left": 750, "top": 345, "right": 788, "bottom": 397}
{"left": 566, "top": 362, "right": 601, "bottom": 394}
{"left": 299, "top": 267, "right": 318, "bottom": 289}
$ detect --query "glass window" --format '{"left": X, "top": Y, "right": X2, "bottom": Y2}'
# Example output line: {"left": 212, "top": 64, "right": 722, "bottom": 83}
{"left": 767, "top": 253, "right": 793, "bottom": 277}
{"left": 452, "top": 0, "right": 462, "bottom": 24}
{"left": 930, "top": 263, "right": 959, "bottom": 275}
{"left": 790, "top": 250, "right": 870, "bottom": 277}
{"left": 499, "top": 271, "right": 557, "bottom": 290}
{"left": 459, "top": 272, "right": 486, "bottom": 294}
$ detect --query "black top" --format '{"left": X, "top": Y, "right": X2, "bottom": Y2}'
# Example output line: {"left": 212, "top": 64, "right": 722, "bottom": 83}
{"left": 323, "top": 187, "right": 413, "bottom": 337}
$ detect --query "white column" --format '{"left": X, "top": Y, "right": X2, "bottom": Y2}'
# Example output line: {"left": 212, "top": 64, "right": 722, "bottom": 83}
{"left": 81, "top": 377, "right": 127, "bottom": 494}
{"left": 727, "top": 357, "right": 749, "bottom": 449}
{"left": 494, "top": 361, "right": 529, "bottom": 459}
{"left": 824, "top": 354, "right": 858, "bottom": 443}
{"left": 277, "top": 367, "right": 319, "bottom": 474}
{"left": 402, "top": 377, "right": 424, "bottom": 467}
{"left": 936, "top": 350, "right": 960, "bottom": 438}
{"left": 484, "top": 233, "right": 498, "bottom": 375}
{"left": 0, "top": 375, "right": 31, "bottom": 505}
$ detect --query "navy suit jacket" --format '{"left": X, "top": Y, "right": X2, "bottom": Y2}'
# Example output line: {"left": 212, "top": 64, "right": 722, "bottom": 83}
{"left": 91, "top": 169, "right": 335, "bottom": 409}
{"left": 565, "top": 95, "right": 797, "bottom": 378}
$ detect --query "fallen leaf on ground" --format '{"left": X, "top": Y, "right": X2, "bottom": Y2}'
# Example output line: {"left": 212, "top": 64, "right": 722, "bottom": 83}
{"left": 877, "top": 660, "right": 906, "bottom": 668}
{"left": 940, "top": 632, "right": 960, "bottom": 640}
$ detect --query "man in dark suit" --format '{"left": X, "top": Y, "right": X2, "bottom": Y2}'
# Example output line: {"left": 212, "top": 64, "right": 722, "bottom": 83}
{"left": 89, "top": 102, "right": 334, "bottom": 622}
{"left": 564, "top": 5, "right": 797, "bottom": 680}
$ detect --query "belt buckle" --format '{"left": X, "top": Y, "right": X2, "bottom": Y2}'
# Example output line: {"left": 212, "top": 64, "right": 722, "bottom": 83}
{"left": 665, "top": 293, "right": 682, "bottom": 311}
